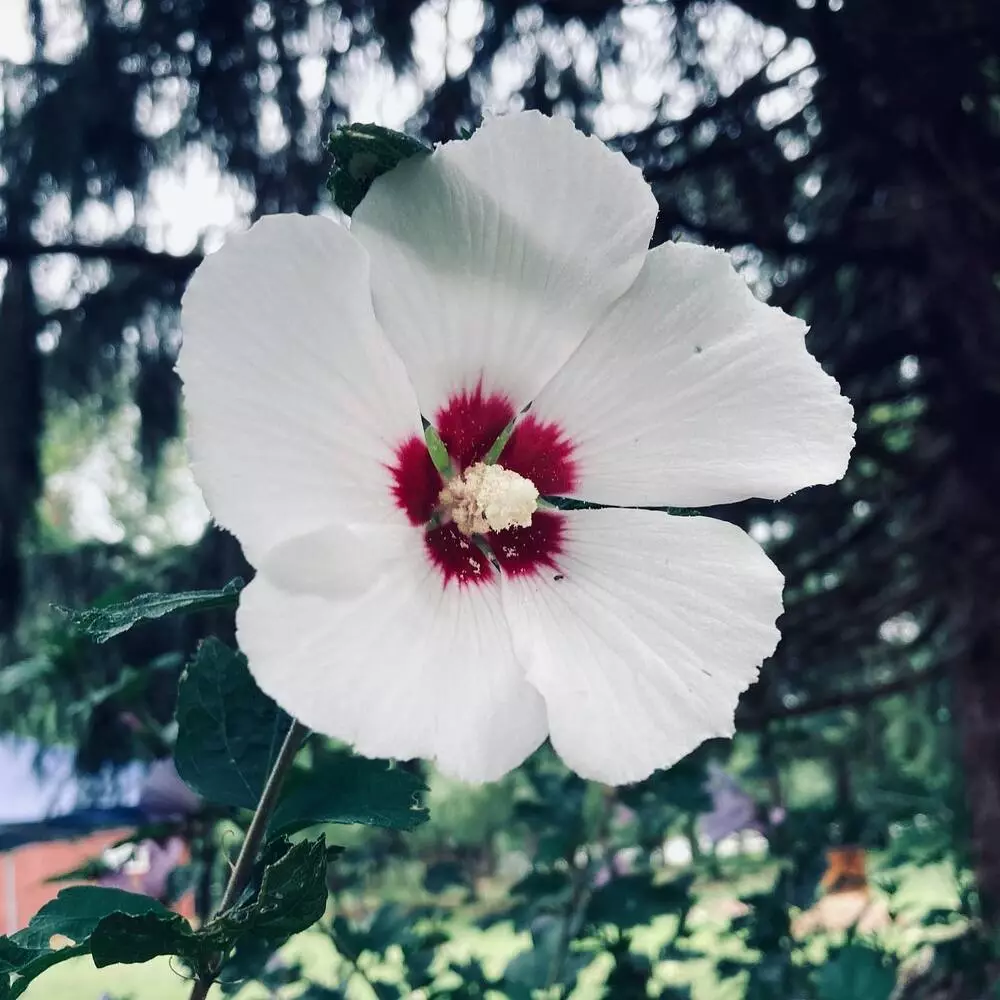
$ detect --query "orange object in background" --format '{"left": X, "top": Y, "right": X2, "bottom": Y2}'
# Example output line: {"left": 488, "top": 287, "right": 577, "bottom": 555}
{"left": 793, "top": 845, "right": 891, "bottom": 937}
{"left": 1, "top": 832, "right": 194, "bottom": 935}
{"left": 0, "top": 739, "right": 202, "bottom": 934}
{"left": 818, "top": 845, "right": 869, "bottom": 893}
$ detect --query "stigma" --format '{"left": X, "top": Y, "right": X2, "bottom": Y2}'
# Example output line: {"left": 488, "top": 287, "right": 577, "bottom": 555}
{"left": 439, "top": 462, "right": 540, "bottom": 536}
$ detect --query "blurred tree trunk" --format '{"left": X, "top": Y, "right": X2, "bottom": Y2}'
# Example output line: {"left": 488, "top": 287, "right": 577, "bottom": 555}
{"left": 925, "top": 179, "right": 1000, "bottom": 930}
{"left": 954, "top": 641, "right": 1000, "bottom": 926}
{"left": 0, "top": 252, "right": 41, "bottom": 633}
{"left": 949, "top": 418, "right": 1000, "bottom": 929}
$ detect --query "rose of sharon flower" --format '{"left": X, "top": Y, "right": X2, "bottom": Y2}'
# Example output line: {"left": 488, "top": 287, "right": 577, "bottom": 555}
{"left": 179, "top": 112, "right": 853, "bottom": 785}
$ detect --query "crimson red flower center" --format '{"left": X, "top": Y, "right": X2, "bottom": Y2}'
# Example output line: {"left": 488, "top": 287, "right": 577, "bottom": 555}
{"left": 388, "top": 384, "right": 578, "bottom": 586}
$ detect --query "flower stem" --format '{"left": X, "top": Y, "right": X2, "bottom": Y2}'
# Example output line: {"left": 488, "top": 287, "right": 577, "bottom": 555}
{"left": 187, "top": 718, "right": 309, "bottom": 1000}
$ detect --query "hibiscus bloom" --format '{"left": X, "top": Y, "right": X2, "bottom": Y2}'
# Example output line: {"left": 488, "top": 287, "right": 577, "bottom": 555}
{"left": 178, "top": 112, "right": 853, "bottom": 785}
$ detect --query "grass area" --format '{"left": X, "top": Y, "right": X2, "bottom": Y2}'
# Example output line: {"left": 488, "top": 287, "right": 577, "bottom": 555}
{"left": 21, "top": 955, "right": 201, "bottom": 1000}
{"left": 20, "top": 855, "right": 965, "bottom": 1000}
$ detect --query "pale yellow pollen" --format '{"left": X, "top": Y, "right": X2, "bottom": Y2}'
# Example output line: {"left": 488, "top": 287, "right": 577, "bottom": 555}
{"left": 438, "top": 462, "right": 540, "bottom": 536}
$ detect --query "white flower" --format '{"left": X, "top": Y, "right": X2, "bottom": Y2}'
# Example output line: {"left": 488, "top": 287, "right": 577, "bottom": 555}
{"left": 178, "top": 112, "right": 854, "bottom": 786}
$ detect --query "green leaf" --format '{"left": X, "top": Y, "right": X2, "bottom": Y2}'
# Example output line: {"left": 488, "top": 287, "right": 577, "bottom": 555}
{"left": 90, "top": 911, "right": 208, "bottom": 969}
{"left": 67, "top": 655, "right": 180, "bottom": 717}
{"left": 217, "top": 937, "right": 287, "bottom": 996}
{"left": 715, "top": 957, "right": 752, "bottom": 980}
{"left": 3, "top": 844, "right": 327, "bottom": 994}
{"left": 658, "top": 987, "right": 693, "bottom": 1000}
{"left": 88, "top": 841, "right": 326, "bottom": 988}
{"left": 210, "top": 836, "right": 329, "bottom": 947}
{"left": 269, "top": 750, "right": 428, "bottom": 834}
{"left": 325, "top": 123, "right": 430, "bottom": 215}
{"left": 586, "top": 874, "right": 694, "bottom": 931}
{"left": 511, "top": 870, "right": 573, "bottom": 900}
{"left": 502, "top": 917, "right": 588, "bottom": 993}
{"left": 58, "top": 579, "right": 242, "bottom": 643}
{"left": 42, "top": 857, "right": 111, "bottom": 884}
{"left": 0, "top": 657, "right": 52, "bottom": 697}
{"left": 0, "top": 939, "right": 36, "bottom": 974}
{"left": 364, "top": 904, "right": 416, "bottom": 956}
{"left": 1, "top": 944, "right": 90, "bottom": 999}
{"left": 814, "top": 944, "right": 897, "bottom": 1000}
{"left": 13, "top": 886, "right": 171, "bottom": 951}
{"left": 653, "top": 745, "right": 718, "bottom": 814}
{"left": 920, "top": 906, "right": 962, "bottom": 927}
{"left": 0, "top": 887, "right": 174, "bottom": 996}
{"left": 174, "top": 638, "right": 293, "bottom": 809}
{"left": 423, "top": 860, "right": 470, "bottom": 894}
{"left": 298, "top": 986, "right": 347, "bottom": 1000}
{"left": 735, "top": 870, "right": 794, "bottom": 953}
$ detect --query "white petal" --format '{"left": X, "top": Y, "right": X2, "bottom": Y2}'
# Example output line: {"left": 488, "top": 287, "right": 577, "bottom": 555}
{"left": 179, "top": 214, "right": 422, "bottom": 564}
{"left": 258, "top": 522, "right": 414, "bottom": 598}
{"left": 351, "top": 111, "right": 657, "bottom": 414}
{"left": 237, "top": 529, "right": 548, "bottom": 783}
{"left": 500, "top": 509, "right": 783, "bottom": 785}
{"left": 530, "top": 242, "right": 855, "bottom": 506}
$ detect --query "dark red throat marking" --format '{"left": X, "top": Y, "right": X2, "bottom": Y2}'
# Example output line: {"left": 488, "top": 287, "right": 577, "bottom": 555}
{"left": 388, "top": 383, "right": 577, "bottom": 586}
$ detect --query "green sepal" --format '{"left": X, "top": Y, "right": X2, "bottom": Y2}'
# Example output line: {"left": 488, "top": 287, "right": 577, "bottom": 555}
{"left": 325, "top": 123, "right": 431, "bottom": 215}
{"left": 423, "top": 422, "right": 454, "bottom": 478}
